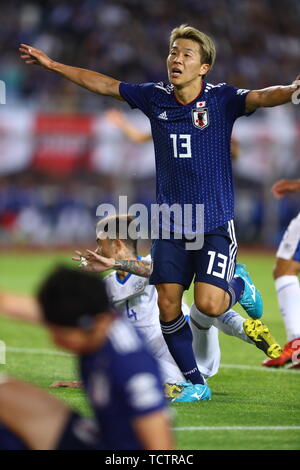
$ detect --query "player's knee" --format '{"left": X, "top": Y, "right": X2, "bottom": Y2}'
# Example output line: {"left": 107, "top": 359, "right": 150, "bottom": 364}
{"left": 195, "top": 298, "right": 221, "bottom": 317}
{"left": 157, "top": 296, "right": 181, "bottom": 321}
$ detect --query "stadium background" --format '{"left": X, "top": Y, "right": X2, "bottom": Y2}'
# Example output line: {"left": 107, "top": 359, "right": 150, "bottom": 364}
{"left": 0, "top": 0, "right": 300, "bottom": 451}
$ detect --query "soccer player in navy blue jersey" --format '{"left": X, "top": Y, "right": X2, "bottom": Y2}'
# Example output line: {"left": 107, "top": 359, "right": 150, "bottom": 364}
{"left": 0, "top": 267, "right": 173, "bottom": 450}
{"left": 19, "top": 25, "right": 300, "bottom": 401}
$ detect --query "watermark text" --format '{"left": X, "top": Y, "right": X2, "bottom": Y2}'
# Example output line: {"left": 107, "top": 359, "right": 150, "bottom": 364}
{"left": 96, "top": 196, "right": 204, "bottom": 250}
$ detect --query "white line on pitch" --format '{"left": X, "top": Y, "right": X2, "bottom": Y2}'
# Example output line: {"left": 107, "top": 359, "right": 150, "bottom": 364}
{"left": 4, "top": 348, "right": 300, "bottom": 373}
{"left": 219, "top": 364, "right": 299, "bottom": 374}
{"left": 173, "top": 426, "right": 300, "bottom": 431}
{"left": 6, "top": 346, "right": 73, "bottom": 357}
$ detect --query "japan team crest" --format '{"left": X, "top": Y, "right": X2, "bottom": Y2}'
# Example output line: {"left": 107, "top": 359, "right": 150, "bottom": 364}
{"left": 192, "top": 106, "right": 209, "bottom": 130}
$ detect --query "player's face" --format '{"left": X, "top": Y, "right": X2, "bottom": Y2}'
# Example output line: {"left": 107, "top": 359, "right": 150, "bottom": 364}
{"left": 48, "top": 325, "right": 92, "bottom": 354}
{"left": 167, "top": 38, "right": 209, "bottom": 87}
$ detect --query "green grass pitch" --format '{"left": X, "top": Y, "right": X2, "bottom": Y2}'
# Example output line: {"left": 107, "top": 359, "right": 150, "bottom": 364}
{"left": 0, "top": 251, "right": 299, "bottom": 450}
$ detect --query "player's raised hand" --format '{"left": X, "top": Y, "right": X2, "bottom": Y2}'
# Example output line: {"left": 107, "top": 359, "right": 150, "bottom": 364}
{"left": 105, "top": 109, "right": 127, "bottom": 127}
{"left": 271, "top": 179, "right": 300, "bottom": 198}
{"left": 72, "top": 250, "right": 115, "bottom": 273}
{"left": 19, "top": 44, "right": 53, "bottom": 70}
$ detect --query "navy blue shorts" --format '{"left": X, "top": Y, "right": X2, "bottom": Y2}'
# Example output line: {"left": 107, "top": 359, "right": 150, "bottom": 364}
{"left": 149, "top": 220, "right": 237, "bottom": 291}
{"left": 56, "top": 412, "right": 103, "bottom": 450}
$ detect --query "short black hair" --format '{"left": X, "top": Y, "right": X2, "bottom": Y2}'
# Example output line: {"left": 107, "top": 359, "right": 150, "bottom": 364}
{"left": 37, "top": 266, "right": 111, "bottom": 328}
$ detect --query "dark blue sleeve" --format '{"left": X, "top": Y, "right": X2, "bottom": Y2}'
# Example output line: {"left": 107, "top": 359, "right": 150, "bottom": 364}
{"left": 119, "top": 82, "right": 155, "bottom": 116}
{"left": 114, "top": 349, "right": 167, "bottom": 418}
{"left": 220, "top": 84, "right": 254, "bottom": 121}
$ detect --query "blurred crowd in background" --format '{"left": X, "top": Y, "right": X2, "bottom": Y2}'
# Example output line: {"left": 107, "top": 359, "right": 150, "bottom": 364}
{"left": 2, "top": 0, "right": 300, "bottom": 110}
{"left": 0, "top": 0, "right": 299, "bottom": 246}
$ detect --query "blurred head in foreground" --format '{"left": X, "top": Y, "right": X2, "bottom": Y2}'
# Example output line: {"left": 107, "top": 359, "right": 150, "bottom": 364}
{"left": 38, "top": 266, "right": 115, "bottom": 354}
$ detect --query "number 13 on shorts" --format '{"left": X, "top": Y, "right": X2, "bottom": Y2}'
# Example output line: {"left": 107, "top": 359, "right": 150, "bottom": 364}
{"left": 207, "top": 251, "right": 228, "bottom": 279}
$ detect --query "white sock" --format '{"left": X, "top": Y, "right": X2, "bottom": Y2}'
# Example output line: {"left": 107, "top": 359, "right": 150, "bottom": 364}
{"left": 214, "top": 309, "right": 253, "bottom": 344}
{"left": 189, "top": 304, "right": 220, "bottom": 378}
{"left": 275, "top": 275, "right": 300, "bottom": 341}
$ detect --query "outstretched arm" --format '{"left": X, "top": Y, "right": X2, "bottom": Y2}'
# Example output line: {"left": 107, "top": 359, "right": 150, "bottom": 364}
{"left": 132, "top": 411, "right": 174, "bottom": 450}
{"left": 271, "top": 179, "right": 300, "bottom": 199}
{"left": 19, "top": 44, "right": 122, "bottom": 99}
{"left": 105, "top": 109, "right": 152, "bottom": 143}
{"left": 245, "top": 75, "right": 300, "bottom": 113}
{"left": 72, "top": 250, "right": 152, "bottom": 278}
{"left": 0, "top": 292, "right": 42, "bottom": 324}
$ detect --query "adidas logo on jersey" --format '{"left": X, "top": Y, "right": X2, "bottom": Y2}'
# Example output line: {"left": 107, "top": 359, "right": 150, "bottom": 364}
{"left": 158, "top": 111, "right": 168, "bottom": 120}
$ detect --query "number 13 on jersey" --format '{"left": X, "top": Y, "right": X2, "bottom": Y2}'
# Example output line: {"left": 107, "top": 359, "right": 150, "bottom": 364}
{"left": 170, "top": 134, "right": 192, "bottom": 158}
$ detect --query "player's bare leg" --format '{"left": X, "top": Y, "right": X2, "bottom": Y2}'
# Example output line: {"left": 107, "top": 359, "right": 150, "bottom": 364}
{"left": 156, "top": 283, "right": 184, "bottom": 322}
{"left": 194, "top": 282, "right": 230, "bottom": 317}
{"left": 273, "top": 257, "right": 300, "bottom": 279}
{"left": 194, "top": 263, "right": 263, "bottom": 321}
{"left": 0, "top": 375, "right": 70, "bottom": 449}
{"left": 156, "top": 283, "right": 211, "bottom": 401}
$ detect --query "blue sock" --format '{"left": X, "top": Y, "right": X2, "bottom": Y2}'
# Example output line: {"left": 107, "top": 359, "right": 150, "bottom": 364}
{"left": 227, "top": 276, "right": 245, "bottom": 309}
{"left": 0, "top": 422, "right": 28, "bottom": 450}
{"left": 160, "top": 313, "right": 205, "bottom": 385}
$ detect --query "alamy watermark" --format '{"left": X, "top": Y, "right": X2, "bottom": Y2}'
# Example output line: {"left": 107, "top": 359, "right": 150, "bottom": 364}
{"left": 96, "top": 196, "right": 204, "bottom": 250}
{"left": 0, "top": 80, "right": 6, "bottom": 105}
{"left": 0, "top": 341, "right": 6, "bottom": 365}
{"left": 292, "top": 80, "right": 300, "bottom": 105}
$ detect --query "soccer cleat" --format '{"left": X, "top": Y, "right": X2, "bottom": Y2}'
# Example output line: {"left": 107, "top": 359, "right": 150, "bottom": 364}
{"left": 235, "top": 264, "right": 263, "bottom": 319}
{"left": 172, "top": 383, "right": 211, "bottom": 403}
{"left": 243, "top": 319, "right": 282, "bottom": 358}
{"left": 287, "top": 362, "right": 300, "bottom": 370}
{"left": 262, "top": 338, "right": 300, "bottom": 368}
{"left": 164, "top": 382, "right": 189, "bottom": 399}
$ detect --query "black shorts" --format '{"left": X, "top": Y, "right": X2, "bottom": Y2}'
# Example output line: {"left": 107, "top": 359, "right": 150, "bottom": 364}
{"left": 149, "top": 220, "right": 237, "bottom": 291}
{"left": 56, "top": 411, "right": 103, "bottom": 450}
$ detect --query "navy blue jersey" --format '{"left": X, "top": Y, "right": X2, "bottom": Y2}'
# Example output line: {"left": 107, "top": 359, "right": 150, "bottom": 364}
{"left": 79, "top": 317, "right": 167, "bottom": 450}
{"left": 119, "top": 81, "right": 252, "bottom": 233}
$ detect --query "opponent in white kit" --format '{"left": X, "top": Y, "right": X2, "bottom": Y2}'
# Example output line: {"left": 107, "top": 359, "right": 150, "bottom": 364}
{"left": 263, "top": 179, "right": 300, "bottom": 369}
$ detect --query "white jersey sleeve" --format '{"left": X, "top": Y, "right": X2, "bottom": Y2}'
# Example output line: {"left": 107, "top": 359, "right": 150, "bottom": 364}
{"left": 103, "top": 255, "right": 151, "bottom": 304}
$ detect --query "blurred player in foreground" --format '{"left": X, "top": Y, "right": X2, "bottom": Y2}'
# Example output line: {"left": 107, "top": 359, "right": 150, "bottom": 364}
{"left": 19, "top": 25, "right": 298, "bottom": 402}
{"left": 0, "top": 267, "right": 173, "bottom": 450}
{"left": 263, "top": 179, "right": 300, "bottom": 369}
